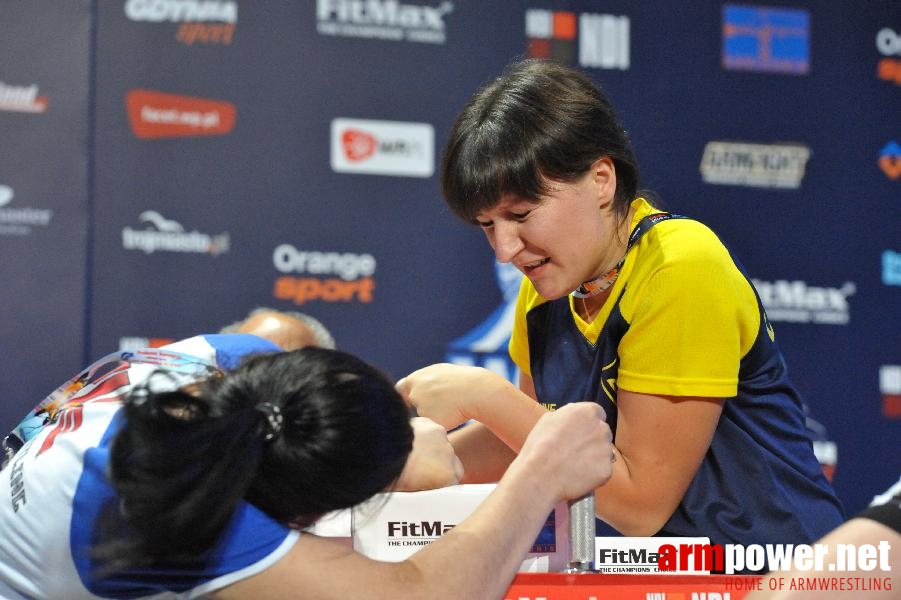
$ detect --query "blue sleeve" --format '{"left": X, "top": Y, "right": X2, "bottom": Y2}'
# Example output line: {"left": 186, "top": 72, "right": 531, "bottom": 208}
{"left": 201, "top": 333, "right": 282, "bottom": 370}
{"left": 73, "top": 415, "right": 292, "bottom": 598}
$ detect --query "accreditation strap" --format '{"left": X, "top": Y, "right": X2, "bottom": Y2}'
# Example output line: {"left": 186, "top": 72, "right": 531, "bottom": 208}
{"left": 625, "top": 212, "right": 689, "bottom": 252}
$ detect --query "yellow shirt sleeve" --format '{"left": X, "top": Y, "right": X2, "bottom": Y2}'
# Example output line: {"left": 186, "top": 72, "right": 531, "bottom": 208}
{"left": 616, "top": 220, "right": 760, "bottom": 397}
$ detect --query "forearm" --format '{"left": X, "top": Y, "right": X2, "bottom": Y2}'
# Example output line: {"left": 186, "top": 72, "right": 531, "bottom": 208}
{"left": 465, "top": 376, "right": 547, "bottom": 453}
{"left": 449, "top": 422, "right": 517, "bottom": 483}
{"left": 449, "top": 380, "right": 547, "bottom": 483}
{"left": 404, "top": 456, "right": 558, "bottom": 598}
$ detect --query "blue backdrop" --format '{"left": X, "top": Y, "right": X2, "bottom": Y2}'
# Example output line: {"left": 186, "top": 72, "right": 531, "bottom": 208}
{"left": 1, "top": 0, "right": 898, "bottom": 517}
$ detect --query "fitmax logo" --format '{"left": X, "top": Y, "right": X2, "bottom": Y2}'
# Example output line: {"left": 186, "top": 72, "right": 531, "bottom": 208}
{"left": 387, "top": 521, "right": 455, "bottom": 537}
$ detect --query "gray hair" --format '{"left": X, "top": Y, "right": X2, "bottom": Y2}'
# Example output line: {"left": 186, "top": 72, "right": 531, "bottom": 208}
{"left": 220, "top": 307, "right": 336, "bottom": 350}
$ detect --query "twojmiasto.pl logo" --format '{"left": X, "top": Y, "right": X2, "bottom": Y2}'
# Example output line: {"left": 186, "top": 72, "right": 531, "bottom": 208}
{"left": 272, "top": 244, "right": 376, "bottom": 305}
{"left": 124, "top": 0, "right": 237, "bottom": 45}
{"left": 122, "top": 211, "right": 230, "bottom": 255}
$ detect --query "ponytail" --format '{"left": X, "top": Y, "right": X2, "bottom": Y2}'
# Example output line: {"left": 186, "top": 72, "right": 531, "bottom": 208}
{"left": 96, "top": 371, "right": 270, "bottom": 570}
{"left": 96, "top": 347, "right": 413, "bottom": 573}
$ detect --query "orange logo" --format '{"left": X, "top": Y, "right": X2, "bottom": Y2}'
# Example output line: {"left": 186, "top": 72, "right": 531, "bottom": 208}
{"left": 877, "top": 58, "right": 901, "bottom": 85}
{"left": 879, "top": 141, "right": 901, "bottom": 180}
{"left": 341, "top": 129, "right": 378, "bottom": 162}
{"left": 274, "top": 276, "right": 375, "bottom": 305}
{"left": 125, "top": 89, "right": 236, "bottom": 139}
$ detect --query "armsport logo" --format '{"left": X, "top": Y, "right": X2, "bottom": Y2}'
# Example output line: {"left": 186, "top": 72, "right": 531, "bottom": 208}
{"left": 124, "top": 0, "right": 237, "bottom": 45}
{"left": 122, "top": 211, "right": 230, "bottom": 255}
{"left": 0, "top": 82, "right": 49, "bottom": 113}
{"left": 0, "top": 185, "right": 55, "bottom": 236}
{"left": 272, "top": 244, "right": 377, "bottom": 305}
{"left": 126, "top": 90, "right": 236, "bottom": 139}
{"left": 331, "top": 118, "right": 434, "bottom": 178}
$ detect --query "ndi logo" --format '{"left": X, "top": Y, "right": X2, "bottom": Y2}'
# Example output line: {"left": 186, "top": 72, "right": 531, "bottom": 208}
{"left": 525, "top": 9, "right": 630, "bottom": 70}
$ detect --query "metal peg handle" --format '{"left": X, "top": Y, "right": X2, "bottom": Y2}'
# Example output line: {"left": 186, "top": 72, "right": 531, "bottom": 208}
{"left": 565, "top": 492, "right": 596, "bottom": 573}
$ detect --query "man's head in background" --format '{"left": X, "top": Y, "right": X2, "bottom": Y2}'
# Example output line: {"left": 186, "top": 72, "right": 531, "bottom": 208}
{"left": 221, "top": 307, "right": 336, "bottom": 351}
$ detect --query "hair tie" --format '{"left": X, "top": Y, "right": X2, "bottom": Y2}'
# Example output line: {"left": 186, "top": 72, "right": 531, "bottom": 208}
{"left": 255, "top": 402, "right": 283, "bottom": 442}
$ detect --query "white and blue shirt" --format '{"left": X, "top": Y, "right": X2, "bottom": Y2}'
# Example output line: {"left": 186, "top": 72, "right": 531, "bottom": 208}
{"left": 0, "top": 334, "right": 299, "bottom": 599}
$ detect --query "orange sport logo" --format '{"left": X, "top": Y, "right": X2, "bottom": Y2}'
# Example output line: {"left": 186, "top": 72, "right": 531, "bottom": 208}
{"left": 126, "top": 90, "right": 236, "bottom": 139}
{"left": 271, "top": 244, "right": 378, "bottom": 306}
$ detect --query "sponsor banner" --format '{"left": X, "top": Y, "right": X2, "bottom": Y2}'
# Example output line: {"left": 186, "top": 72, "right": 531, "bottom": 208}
{"left": 879, "top": 141, "right": 901, "bottom": 180}
{"left": 877, "top": 27, "right": 901, "bottom": 86}
{"left": 880, "top": 365, "right": 901, "bottom": 418}
{"left": 125, "top": 90, "right": 236, "bottom": 139}
{"left": 525, "top": 8, "right": 630, "bottom": 70}
{"left": 752, "top": 279, "right": 855, "bottom": 325}
{"left": 124, "top": 0, "right": 237, "bottom": 45}
{"left": 122, "top": 211, "right": 230, "bottom": 255}
{"left": 354, "top": 485, "right": 568, "bottom": 572}
{"left": 316, "top": 0, "right": 453, "bottom": 45}
{"left": 272, "top": 244, "right": 377, "bottom": 305}
{"left": 883, "top": 250, "right": 901, "bottom": 286}
{"left": 0, "top": 185, "right": 54, "bottom": 236}
{"left": 331, "top": 118, "right": 434, "bottom": 178}
{"left": 700, "top": 142, "right": 811, "bottom": 189}
{"left": 722, "top": 4, "right": 810, "bottom": 75}
{"left": 0, "top": 82, "right": 49, "bottom": 113}
{"left": 596, "top": 537, "right": 712, "bottom": 574}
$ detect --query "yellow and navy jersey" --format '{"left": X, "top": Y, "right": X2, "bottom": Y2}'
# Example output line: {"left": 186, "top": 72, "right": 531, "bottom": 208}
{"left": 510, "top": 198, "right": 844, "bottom": 548}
